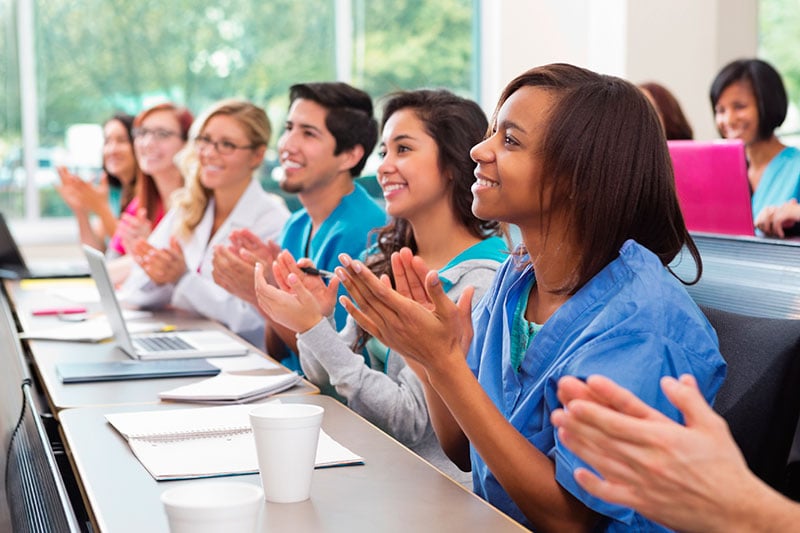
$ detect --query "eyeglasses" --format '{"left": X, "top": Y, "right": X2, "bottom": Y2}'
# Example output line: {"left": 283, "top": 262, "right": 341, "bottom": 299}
{"left": 194, "top": 135, "right": 256, "bottom": 156}
{"left": 132, "top": 128, "right": 181, "bottom": 141}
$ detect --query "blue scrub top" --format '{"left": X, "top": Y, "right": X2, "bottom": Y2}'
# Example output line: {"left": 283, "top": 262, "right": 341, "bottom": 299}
{"left": 279, "top": 183, "right": 386, "bottom": 369}
{"left": 752, "top": 146, "right": 800, "bottom": 220}
{"left": 467, "top": 239, "right": 727, "bottom": 531}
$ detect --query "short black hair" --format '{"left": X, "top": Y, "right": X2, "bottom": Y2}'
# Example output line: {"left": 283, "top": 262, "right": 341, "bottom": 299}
{"left": 709, "top": 59, "right": 788, "bottom": 141}
{"left": 289, "top": 82, "right": 377, "bottom": 177}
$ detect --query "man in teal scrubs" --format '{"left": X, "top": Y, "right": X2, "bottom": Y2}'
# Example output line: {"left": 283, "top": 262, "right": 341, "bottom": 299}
{"left": 212, "top": 82, "right": 386, "bottom": 370}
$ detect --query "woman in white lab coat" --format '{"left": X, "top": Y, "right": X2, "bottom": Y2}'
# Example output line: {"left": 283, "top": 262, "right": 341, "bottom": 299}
{"left": 120, "top": 99, "right": 290, "bottom": 348}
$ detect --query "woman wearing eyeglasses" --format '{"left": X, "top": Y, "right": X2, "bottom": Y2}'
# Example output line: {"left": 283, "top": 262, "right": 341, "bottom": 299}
{"left": 105, "top": 102, "right": 194, "bottom": 285}
{"left": 119, "top": 99, "right": 290, "bottom": 347}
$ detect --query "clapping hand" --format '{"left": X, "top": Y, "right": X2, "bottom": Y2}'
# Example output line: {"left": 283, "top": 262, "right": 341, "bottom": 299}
{"left": 131, "top": 237, "right": 187, "bottom": 285}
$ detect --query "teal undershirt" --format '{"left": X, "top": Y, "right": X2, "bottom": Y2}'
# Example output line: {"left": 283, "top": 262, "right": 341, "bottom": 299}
{"left": 366, "top": 236, "right": 508, "bottom": 370}
{"left": 510, "top": 276, "right": 542, "bottom": 373}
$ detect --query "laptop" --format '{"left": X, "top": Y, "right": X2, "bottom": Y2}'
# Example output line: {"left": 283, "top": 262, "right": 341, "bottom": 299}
{"left": 83, "top": 244, "right": 250, "bottom": 360}
{"left": 0, "top": 212, "right": 90, "bottom": 279}
{"left": 667, "top": 139, "right": 755, "bottom": 236}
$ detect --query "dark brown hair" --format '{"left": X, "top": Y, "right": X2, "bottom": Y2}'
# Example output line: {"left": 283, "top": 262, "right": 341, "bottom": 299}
{"left": 289, "top": 82, "right": 377, "bottom": 177}
{"left": 639, "top": 82, "right": 694, "bottom": 140}
{"left": 353, "top": 89, "right": 504, "bottom": 352}
{"left": 103, "top": 112, "right": 138, "bottom": 210}
{"left": 499, "top": 63, "right": 701, "bottom": 293}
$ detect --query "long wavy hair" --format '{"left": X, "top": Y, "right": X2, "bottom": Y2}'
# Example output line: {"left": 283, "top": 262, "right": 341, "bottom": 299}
{"left": 172, "top": 99, "right": 271, "bottom": 238}
{"left": 353, "top": 89, "right": 504, "bottom": 352}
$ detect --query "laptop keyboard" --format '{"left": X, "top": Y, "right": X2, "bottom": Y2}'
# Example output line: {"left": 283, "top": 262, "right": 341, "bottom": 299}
{"left": 134, "top": 335, "right": 194, "bottom": 353}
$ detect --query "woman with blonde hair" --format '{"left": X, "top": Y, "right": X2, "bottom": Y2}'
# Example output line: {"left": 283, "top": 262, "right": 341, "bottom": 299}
{"left": 120, "top": 99, "right": 290, "bottom": 346}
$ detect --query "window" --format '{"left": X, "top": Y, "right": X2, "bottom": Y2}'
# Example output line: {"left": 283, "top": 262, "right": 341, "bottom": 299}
{"left": 759, "top": 0, "right": 800, "bottom": 143}
{"left": 0, "top": 0, "right": 477, "bottom": 224}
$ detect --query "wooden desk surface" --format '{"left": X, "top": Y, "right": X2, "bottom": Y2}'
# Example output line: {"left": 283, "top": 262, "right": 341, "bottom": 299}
{"left": 4, "top": 279, "right": 318, "bottom": 413}
{"left": 59, "top": 396, "right": 525, "bottom": 533}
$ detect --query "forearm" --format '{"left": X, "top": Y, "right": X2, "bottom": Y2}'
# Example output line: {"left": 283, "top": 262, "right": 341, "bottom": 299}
{"left": 173, "top": 274, "right": 264, "bottom": 336}
{"left": 416, "top": 372, "right": 470, "bottom": 470}
{"left": 74, "top": 211, "right": 105, "bottom": 251}
{"left": 94, "top": 203, "right": 119, "bottom": 240}
{"left": 428, "top": 359, "right": 599, "bottom": 532}
{"left": 717, "top": 475, "right": 800, "bottom": 533}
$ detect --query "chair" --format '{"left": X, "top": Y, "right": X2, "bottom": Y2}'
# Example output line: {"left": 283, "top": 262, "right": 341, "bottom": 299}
{"left": 702, "top": 305, "right": 800, "bottom": 494}
{"left": 0, "top": 287, "right": 81, "bottom": 532}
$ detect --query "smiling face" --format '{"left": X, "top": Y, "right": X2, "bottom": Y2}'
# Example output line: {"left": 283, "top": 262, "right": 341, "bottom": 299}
{"left": 377, "top": 108, "right": 449, "bottom": 222}
{"left": 197, "top": 114, "right": 264, "bottom": 193}
{"left": 103, "top": 119, "right": 136, "bottom": 183}
{"left": 714, "top": 80, "right": 760, "bottom": 145}
{"left": 133, "top": 110, "right": 186, "bottom": 178}
{"left": 276, "top": 98, "right": 353, "bottom": 195}
{"left": 470, "top": 86, "right": 556, "bottom": 230}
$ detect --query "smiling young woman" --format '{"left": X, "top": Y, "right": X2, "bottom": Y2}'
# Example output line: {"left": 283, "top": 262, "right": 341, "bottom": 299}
{"left": 119, "top": 99, "right": 290, "bottom": 347}
{"left": 334, "top": 64, "right": 726, "bottom": 532}
{"left": 250, "top": 89, "right": 507, "bottom": 485}
{"left": 710, "top": 59, "right": 800, "bottom": 237}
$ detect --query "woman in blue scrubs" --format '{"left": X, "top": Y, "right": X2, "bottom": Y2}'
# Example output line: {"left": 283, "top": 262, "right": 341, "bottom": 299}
{"left": 710, "top": 59, "right": 800, "bottom": 237}
{"left": 334, "top": 63, "right": 727, "bottom": 531}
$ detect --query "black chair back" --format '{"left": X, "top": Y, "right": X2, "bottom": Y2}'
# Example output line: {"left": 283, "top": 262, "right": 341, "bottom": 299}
{"left": 703, "top": 305, "right": 800, "bottom": 494}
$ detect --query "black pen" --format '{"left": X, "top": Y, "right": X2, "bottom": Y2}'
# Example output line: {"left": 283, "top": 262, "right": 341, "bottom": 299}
{"left": 299, "top": 266, "right": 335, "bottom": 279}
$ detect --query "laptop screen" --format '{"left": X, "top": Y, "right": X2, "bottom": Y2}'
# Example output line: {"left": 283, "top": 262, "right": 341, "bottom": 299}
{"left": 0, "top": 213, "right": 29, "bottom": 272}
{"left": 667, "top": 139, "right": 754, "bottom": 236}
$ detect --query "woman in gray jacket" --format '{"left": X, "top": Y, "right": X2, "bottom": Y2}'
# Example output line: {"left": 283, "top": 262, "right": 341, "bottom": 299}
{"left": 254, "top": 90, "right": 507, "bottom": 485}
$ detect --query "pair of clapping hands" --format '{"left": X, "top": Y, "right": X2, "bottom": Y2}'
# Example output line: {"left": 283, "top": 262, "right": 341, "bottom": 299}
{"left": 224, "top": 239, "right": 476, "bottom": 375}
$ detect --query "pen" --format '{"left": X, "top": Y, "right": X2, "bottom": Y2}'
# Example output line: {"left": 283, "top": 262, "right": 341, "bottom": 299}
{"left": 299, "top": 266, "right": 335, "bottom": 279}
{"left": 32, "top": 306, "right": 87, "bottom": 316}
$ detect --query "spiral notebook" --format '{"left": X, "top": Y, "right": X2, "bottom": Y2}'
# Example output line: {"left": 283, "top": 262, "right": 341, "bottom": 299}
{"left": 105, "top": 404, "right": 364, "bottom": 481}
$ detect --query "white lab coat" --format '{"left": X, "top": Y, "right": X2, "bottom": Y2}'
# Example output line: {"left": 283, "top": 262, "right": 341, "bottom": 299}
{"left": 119, "top": 178, "right": 289, "bottom": 348}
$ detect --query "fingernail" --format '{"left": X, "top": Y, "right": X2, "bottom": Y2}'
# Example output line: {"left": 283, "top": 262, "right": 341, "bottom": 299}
{"left": 335, "top": 267, "right": 346, "bottom": 281}
{"left": 352, "top": 261, "right": 362, "bottom": 273}
{"left": 338, "top": 254, "right": 351, "bottom": 267}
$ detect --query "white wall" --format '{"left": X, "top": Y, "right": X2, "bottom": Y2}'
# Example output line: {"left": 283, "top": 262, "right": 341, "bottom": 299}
{"left": 480, "top": 0, "right": 758, "bottom": 140}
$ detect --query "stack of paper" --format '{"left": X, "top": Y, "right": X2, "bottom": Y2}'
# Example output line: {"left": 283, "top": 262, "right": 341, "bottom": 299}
{"left": 105, "top": 404, "right": 364, "bottom": 480}
{"left": 158, "top": 372, "right": 302, "bottom": 404}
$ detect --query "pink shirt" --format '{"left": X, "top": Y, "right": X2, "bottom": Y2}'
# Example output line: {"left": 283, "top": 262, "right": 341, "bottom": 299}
{"left": 108, "top": 197, "right": 165, "bottom": 255}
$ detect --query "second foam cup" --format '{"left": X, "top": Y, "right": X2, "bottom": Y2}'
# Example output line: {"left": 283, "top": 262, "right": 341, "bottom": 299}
{"left": 249, "top": 403, "right": 324, "bottom": 503}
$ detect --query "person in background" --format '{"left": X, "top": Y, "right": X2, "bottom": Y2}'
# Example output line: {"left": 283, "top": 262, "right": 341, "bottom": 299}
{"left": 105, "top": 102, "right": 193, "bottom": 284}
{"left": 551, "top": 374, "right": 800, "bottom": 532}
{"left": 119, "top": 99, "right": 289, "bottom": 347}
{"left": 639, "top": 81, "right": 694, "bottom": 140}
{"left": 212, "top": 82, "right": 386, "bottom": 364}
{"left": 710, "top": 58, "right": 800, "bottom": 237}
{"left": 56, "top": 113, "right": 138, "bottom": 252}
{"left": 335, "top": 63, "right": 727, "bottom": 531}
{"left": 252, "top": 90, "right": 507, "bottom": 484}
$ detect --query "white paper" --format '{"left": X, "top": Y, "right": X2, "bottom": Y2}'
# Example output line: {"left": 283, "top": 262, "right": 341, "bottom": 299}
{"left": 21, "top": 316, "right": 165, "bottom": 342}
{"left": 158, "top": 372, "right": 302, "bottom": 403}
{"left": 50, "top": 286, "right": 101, "bottom": 304}
{"left": 105, "top": 404, "right": 363, "bottom": 480}
{"left": 207, "top": 353, "right": 279, "bottom": 372}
